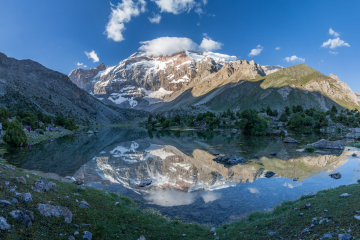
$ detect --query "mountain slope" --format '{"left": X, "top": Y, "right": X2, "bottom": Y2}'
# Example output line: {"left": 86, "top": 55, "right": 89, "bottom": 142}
{"left": 69, "top": 51, "right": 359, "bottom": 112}
{"left": 0, "top": 52, "right": 136, "bottom": 124}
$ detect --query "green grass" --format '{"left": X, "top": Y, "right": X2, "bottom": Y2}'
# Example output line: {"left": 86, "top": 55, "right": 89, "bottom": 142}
{"left": 345, "top": 142, "right": 360, "bottom": 148}
{"left": 1, "top": 160, "right": 360, "bottom": 239}
{"left": 304, "top": 146, "right": 316, "bottom": 152}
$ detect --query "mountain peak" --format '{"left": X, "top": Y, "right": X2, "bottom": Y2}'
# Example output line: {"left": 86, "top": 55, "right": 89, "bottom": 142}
{"left": 329, "top": 73, "right": 341, "bottom": 82}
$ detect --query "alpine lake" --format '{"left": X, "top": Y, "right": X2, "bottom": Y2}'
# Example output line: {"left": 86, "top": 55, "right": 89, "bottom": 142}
{"left": 2, "top": 127, "right": 360, "bottom": 225}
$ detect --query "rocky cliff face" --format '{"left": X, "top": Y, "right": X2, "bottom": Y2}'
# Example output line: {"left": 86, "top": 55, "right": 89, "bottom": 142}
{"left": 69, "top": 63, "right": 106, "bottom": 92}
{"left": 69, "top": 51, "right": 358, "bottom": 112}
{"left": 0, "top": 52, "right": 136, "bottom": 124}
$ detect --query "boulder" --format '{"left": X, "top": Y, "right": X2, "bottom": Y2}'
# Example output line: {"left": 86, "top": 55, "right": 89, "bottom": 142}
{"left": 213, "top": 154, "right": 245, "bottom": 164}
{"left": 0, "top": 216, "right": 10, "bottom": 230}
{"left": 32, "top": 178, "right": 56, "bottom": 193}
{"left": 37, "top": 203, "right": 72, "bottom": 223}
{"left": 23, "top": 193, "right": 32, "bottom": 203}
{"left": 283, "top": 137, "right": 298, "bottom": 143}
{"left": 329, "top": 172, "right": 341, "bottom": 179}
{"left": 307, "top": 139, "right": 344, "bottom": 150}
{"left": 265, "top": 171, "right": 276, "bottom": 178}
{"left": 9, "top": 210, "right": 32, "bottom": 226}
{"left": 16, "top": 177, "right": 27, "bottom": 184}
{"left": 139, "top": 180, "right": 152, "bottom": 187}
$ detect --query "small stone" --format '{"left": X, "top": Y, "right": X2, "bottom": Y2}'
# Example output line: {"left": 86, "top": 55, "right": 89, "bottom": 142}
{"left": 182, "top": 234, "right": 186, "bottom": 236}
{"left": 79, "top": 204, "right": 89, "bottom": 209}
{"left": 265, "top": 171, "right": 276, "bottom": 178}
{"left": 9, "top": 210, "right": 32, "bottom": 226}
{"left": 324, "top": 209, "right": 328, "bottom": 212}
{"left": 26, "top": 174, "right": 29, "bottom": 178}
{"left": 210, "top": 227, "right": 216, "bottom": 232}
{"left": 12, "top": 198, "right": 18, "bottom": 203}
{"left": 115, "top": 202, "right": 119, "bottom": 205}
{"left": 5, "top": 181, "right": 9, "bottom": 185}
{"left": 74, "top": 231, "right": 79, "bottom": 235}
{"left": 312, "top": 217, "right": 318, "bottom": 221}
{"left": 0, "top": 216, "right": 11, "bottom": 230}
{"left": 299, "top": 213, "right": 304, "bottom": 216}
{"left": 80, "top": 200, "right": 89, "bottom": 206}
{"left": 16, "top": 177, "right": 27, "bottom": 184}
{"left": 329, "top": 172, "right": 342, "bottom": 179}
{"left": 305, "top": 203, "right": 311, "bottom": 208}
{"left": 340, "top": 193, "right": 350, "bottom": 197}
{"left": 268, "top": 232, "right": 276, "bottom": 235}
{"left": 293, "top": 177, "right": 298, "bottom": 181}
{"left": 322, "top": 233, "right": 332, "bottom": 239}
{"left": 77, "top": 185, "right": 86, "bottom": 191}
{"left": 354, "top": 215, "right": 360, "bottom": 220}
{"left": 310, "top": 224, "right": 315, "bottom": 228}
{"left": 69, "top": 237, "right": 75, "bottom": 240}
{"left": 83, "top": 231, "right": 92, "bottom": 240}
{"left": 0, "top": 200, "right": 12, "bottom": 205}
{"left": 338, "top": 233, "right": 352, "bottom": 240}
{"left": 23, "top": 193, "right": 32, "bottom": 203}
{"left": 300, "top": 228, "right": 309, "bottom": 235}
{"left": 352, "top": 153, "right": 357, "bottom": 157}
{"left": 25, "top": 210, "right": 34, "bottom": 220}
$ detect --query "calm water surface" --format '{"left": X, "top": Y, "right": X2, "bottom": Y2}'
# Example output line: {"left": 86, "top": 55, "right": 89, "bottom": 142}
{"left": 3, "top": 127, "right": 360, "bottom": 224}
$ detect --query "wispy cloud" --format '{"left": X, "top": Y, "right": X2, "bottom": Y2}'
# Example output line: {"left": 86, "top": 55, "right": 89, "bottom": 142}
{"left": 139, "top": 37, "right": 198, "bottom": 56}
{"left": 77, "top": 62, "right": 83, "bottom": 66}
{"left": 321, "top": 37, "right": 350, "bottom": 49}
{"left": 248, "top": 45, "right": 263, "bottom": 57}
{"left": 329, "top": 51, "right": 338, "bottom": 55}
{"left": 105, "top": 0, "right": 146, "bottom": 42}
{"left": 329, "top": 28, "right": 340, "bottom": 37}
{"left": 148, "top": 13, "right": 161, "bottom": 24}
{"left": 85, "top": 50, "right": 99, "bottom": 62}
{"left": 284, "top": 55, "right": 305, "bottom": 63}
{"left": 275, "top": 47, "right": 281, "bottom": 50}
{"left": 151, "top": 0, "right": 196, "bottom": 14}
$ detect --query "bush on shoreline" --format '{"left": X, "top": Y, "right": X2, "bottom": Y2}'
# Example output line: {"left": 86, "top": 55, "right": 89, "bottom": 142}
{"left": 3, "top": 119, "right": 28, "bottom": 147}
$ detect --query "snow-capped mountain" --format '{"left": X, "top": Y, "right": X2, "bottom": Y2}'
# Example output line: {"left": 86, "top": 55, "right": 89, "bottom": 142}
{"left": 69, "top": 50, "right": 249, "bottom": 109}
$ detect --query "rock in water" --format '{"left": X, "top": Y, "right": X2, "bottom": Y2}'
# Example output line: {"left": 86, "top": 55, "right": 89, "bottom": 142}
{"left": 139, "top": 180, "right": 152, "bottom": 187}
{"left": 83, "top": 231, "right": 92, "bottom": 240}
{"left": 9, "top": 210, "right": 32, "bottom": 226}
{"left": 37, "top": 203, "right": 72, "bottom": 223}
{"left": 32, "top": 178, "right": 56, "bottom": 193}
{"left": 213, "top": 154, "right": 245, "bottom": 164}
{"left": 265, "top": 171, "right": 276, "bottom": 178}
{"left": 329, "top": 172, "right": 341, "bottom": 179}
{"left": 0, "top": 217, "right": 11, "bottom": 230}
{"left": 307, "top": 139, "right": 344, "bottom": 150}
{"left": 283, "top": 137, "right": 298, "bottom": 143}
{"left": 352, "top": 153, "right": 357, "bottom": 157}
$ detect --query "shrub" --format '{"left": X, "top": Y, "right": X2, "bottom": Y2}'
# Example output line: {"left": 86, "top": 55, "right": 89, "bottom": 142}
{"left": 239, "top": 109, "right": 269, "bottom": 135}
{"left": 39, "top": 130, "right": 44, "bottom": 135}
{"left": 305, "top": 146, "right": 316, "bottom": 153}
{"left": 3, "top": 120, "right": 28, "bottom": 147}
{"left": 278, "top": 113, "right": 288, "bottom": 122}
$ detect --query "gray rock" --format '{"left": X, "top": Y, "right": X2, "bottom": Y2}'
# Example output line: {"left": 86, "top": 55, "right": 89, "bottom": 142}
{"left": 80, "top": 200, "right": 89, "bottom": 206}
{"left": 5, "top": 181, "right": 9, "bottom": 185}
{"left": 25, "top": 210, "right": 34, "bottom": 220}
{"left": 323, "top": 234, "right": 332, "bottom": 239}
{"left": 32, "top": 178, "right": 56, "bottom": 193}
{"left": 352, "top": 153, "right": 357, "bottom": 157}
{"left": 338, "top": 233, "right": 352, "bottom": 240}
{"left": 305, "top": 203, "right": 311, "bottom": 208}
{"left": 330, "top": 172, "right": 342, "bottom": 179}
{"left": 0, "top": 216, "right": 11, "bottom": 230}
{"left": 284, "top": 137, "right": 298, "bottom": 143}
{"left": 23, "top": 192, "right": 32, "bottom": 203}
{"left": 79, "top": 204, "right": 89, "bottom": 209}
{"left": 305, "top": 192, "right": 317, "bottom": 197}
{"left": 307, "top": 139, "right": 344, "bottom": 150}
{"left": 12, "top": 198, "right": 18, "bottom": 203}
{"left": 76, "top": 185, "right": 86, "bottom": 191}
{"left": 269, "top": 152, "right": 277, "bottom": 156}
{"left": 83, "top": 231, "right": 92, "bottom": 240}
{"left": 299, "top": 213, "right": 304, "bottom": 216}
{"left": 340, "top": 193, "right": 350, "bottom": 197}
{"left": 37, "top": 203, "right": 72, "bottom": 223}
{"left": 268, "top": 232, "right": 276, "bottom": 235}
{"left": 87, "top": 131, "right": 94, "bottom": 134}
{"left": 9, "top": 210, "right": 32, "bottom": 226}
{"left": 69, "top": 237, "right": 76, "bottom": 240}
{"left": 0, "top": 200, "right": 12, "bottom": 205}
{"left": 293, "top": 177, "right": 298, "bottom": 181}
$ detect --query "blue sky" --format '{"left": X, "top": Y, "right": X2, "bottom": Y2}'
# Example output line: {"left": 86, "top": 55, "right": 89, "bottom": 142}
{"left": 1, "top": 0, "right": 359, "bottom": 91}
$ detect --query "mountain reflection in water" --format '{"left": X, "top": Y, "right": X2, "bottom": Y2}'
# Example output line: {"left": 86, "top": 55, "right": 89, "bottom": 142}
{"left": 4, "top": 129, "right": 360, "bottom": 224}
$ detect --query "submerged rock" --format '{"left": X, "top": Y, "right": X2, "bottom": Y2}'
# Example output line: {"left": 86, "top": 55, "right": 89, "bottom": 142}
{"left": 37, "top": 203, "right": 72, "bottom": 223}
{"left": 283, "top": 137, "right": 298, "bottom": 143}
{"left": 213, "top": 155, "right": 245, "bottom": 164}
{"left": 32, "top": 178, "right": 56, "bottom": 193}
{"left": 329, "top": 172, "right": 342, "bottom": 179}
{"left": 307, "top": 139, "right": 344, "bottom": 150}
{"left": 265, "top": 171, "right": 276, "bottom": 178}
{"left": 139, "top": 180, "right": 152, "bottom": 187}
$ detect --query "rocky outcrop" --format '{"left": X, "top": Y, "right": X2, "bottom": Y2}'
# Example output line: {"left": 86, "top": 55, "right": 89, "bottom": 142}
{"left": 261, "top": 65, "right": 283, "bottom": 75}
{"left": 69, "top": 63, "right": 106, "bottom": 92}
{"left": 284, "top": 137, "right": 298, "bottom": 143}
{"left": 307, "top": 139, "right": 344, "bottom": 150}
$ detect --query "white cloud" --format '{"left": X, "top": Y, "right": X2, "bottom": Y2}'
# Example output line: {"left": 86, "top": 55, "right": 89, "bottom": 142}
{"left": 105, "top": 0, "right": 146, "bottom": 42}
{"left": 85, "top": 50, "right": 99, "bottom": 63}
{"left": 197, "top": 22, "right": 200, "bottom": 26}
{"left": 199, "top": 36, "right": 223, "bottom": 52}
{"left": 148, "top": 13, "right": 161, "bottom": 24}
{"left": 329, "top": 51, "right": 338, "bottom": 55}
{"left": 202, "top": 0, "right": 208, "bottom": 4}
{"left": 321, "top": 37, "right": 350, "bottom": 49}
{"left": 195, "top": 7, "right": 204, "bottom": 15}
{"left": 77, "top": 62, "right": 83, "bottom": 66}
{"left": 329, "top": 28, "right": 340, "bottom": 37}
{"left": 84, "top": 65, "right": 87, "bottom": 68}
{"left": 139, "top": 37, "right": 198, "bottom": 56}
{"left": 151, "top": 0, "right": 196, "bottom": 14}
{"left": 275, "top": 47, "right": 281, "bottom": 50}
{"left": 248, "top": 45, "right": 263, "bottom": 57}
{"left": 284, "top": 55, "right": 305, "bottom": 63}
